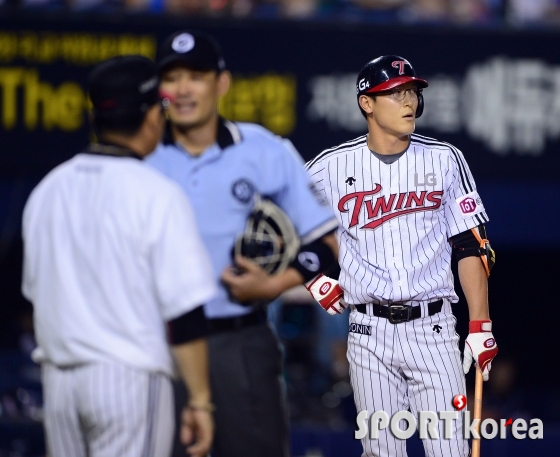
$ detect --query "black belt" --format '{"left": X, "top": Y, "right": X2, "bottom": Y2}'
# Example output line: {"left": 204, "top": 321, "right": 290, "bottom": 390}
{"left": 355, "top": 299, "right": 443, "bottom": 324}
{"left": 207, "top": 309, "right": 267, "bottom": 333}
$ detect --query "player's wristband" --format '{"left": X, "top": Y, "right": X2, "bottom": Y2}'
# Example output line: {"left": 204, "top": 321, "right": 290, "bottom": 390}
{"left": 469, "top": 320, "right": 492, "bottom": 333}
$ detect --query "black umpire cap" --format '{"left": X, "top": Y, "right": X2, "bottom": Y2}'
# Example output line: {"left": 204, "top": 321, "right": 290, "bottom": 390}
{"left": 156, "top": 30, "right": 226, "bottom": 74}
{"left": 89, "top": 55, "right": 160, "bottom": 119}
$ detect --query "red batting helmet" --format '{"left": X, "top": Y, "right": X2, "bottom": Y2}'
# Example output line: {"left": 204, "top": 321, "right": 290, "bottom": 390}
{"left": 356, "top": 55, "right": 429, "bottom": 117}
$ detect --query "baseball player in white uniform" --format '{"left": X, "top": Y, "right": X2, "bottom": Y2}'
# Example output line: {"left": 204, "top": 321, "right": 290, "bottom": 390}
{"left": 305, "top": 56, "right": 499, "bottom": 457}
{"left": 21, "top": 56, "right": 217, "bottom": 457}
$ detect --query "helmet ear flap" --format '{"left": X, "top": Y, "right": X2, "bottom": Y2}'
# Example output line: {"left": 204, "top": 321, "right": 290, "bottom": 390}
{"left": 415, "top": 91, "right": 424, "bottom": 118}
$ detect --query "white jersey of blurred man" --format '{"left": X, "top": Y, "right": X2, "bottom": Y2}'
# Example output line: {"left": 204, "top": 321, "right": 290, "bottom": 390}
{"left": 147, "top": 31, "right": 339, "bottom": 457}
{"left": 22, "top": 55, "right": 217, "bottom": 457}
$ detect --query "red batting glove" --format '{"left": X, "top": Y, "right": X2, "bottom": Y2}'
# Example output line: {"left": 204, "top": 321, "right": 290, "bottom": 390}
{"left": 305, "top": 274, "right": 347, "bottom": 315}
{"left": 463, "top": 320, "right": 498, "bottom": 381}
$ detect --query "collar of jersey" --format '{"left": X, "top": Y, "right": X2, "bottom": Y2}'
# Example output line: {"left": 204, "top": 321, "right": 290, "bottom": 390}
{"left": 83, "top": 142, "right": 143, "bottom": 160}
{"left": 162, "top": 116, "right": 243, "bottom": 151}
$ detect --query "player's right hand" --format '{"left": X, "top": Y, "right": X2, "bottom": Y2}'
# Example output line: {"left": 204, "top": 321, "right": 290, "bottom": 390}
{"left": 463, "top": 320, "right": 498, "bottom": 381}
{"left": 305, "top": 274, "right": 347, "bottom": 315}
{"left": 181, "top": 405, "right": 214, "bottom": 457}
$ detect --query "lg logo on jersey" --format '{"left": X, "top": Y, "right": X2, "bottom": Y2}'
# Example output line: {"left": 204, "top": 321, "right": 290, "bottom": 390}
{"left": 414, "top": 173, "right": 437, "bottom": 187}
{"left": 355, "top": 409, "right": 543, "bottom": 441}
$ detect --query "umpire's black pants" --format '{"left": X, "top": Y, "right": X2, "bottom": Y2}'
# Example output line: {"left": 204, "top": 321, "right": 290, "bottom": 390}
{"left": 208, "top": 319, "right": 289, "bottom": 457}
{"left": 173, "top": 318, "right": 289, "bottom": 457}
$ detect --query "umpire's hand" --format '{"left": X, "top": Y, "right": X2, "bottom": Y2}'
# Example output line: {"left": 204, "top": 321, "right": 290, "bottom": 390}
{"left": 181, "top": 405, "right": 214, "bottom": 457}
{"left": 222, "top": 256, "right": 303, "bottom": 303}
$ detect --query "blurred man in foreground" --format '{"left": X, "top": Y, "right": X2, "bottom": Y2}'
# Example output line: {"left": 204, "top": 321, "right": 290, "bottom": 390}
{"left": 22, "top": 55, "right": 217, "bottom": 457}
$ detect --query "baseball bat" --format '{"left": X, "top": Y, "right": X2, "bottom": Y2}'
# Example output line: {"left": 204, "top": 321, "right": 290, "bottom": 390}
{"left": 471, "top": 368, "right": 484, "bottom": 457}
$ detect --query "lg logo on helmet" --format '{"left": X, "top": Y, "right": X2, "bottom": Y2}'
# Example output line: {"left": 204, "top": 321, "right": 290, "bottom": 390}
{"left": 357, "top": 78, "right": 370, "bottom": 94}
{"left": 392, "top": 60, "right": 409, "bottom": 75}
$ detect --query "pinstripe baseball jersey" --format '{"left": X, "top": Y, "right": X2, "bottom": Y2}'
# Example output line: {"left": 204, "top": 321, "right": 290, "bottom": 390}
{"left": 306, "top": 133, "right": 489, "bottom": 306}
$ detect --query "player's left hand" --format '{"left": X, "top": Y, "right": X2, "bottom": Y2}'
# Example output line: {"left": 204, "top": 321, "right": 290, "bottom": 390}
{"left": 221, "top": 256, "right": 280, "bottom": 303}
{"left": 305, "top": 274, "right": 347, "bottom": 315}
{"left": 463, "top": 320, "right": 498, "bottom": 381}
{"left": 181, "top": 406, "right": 214, "bottom": 457}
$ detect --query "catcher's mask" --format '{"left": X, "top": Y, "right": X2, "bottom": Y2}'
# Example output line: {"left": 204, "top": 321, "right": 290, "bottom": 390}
{"left": 234, "top": 197, "right": 300, "bottom": 275}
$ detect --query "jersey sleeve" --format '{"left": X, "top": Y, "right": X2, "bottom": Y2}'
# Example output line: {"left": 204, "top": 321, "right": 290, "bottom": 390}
{"left": 443, "top": 146, "right": 489, "bottom": 238}
{"left": 149, "top": 187, "right": 218, "bottom": 321}
{"left": 263, "top": 138, "right": 338, "bottom": 244}
{"left": 305, "top": 157, "right": 330, "bottom": 208}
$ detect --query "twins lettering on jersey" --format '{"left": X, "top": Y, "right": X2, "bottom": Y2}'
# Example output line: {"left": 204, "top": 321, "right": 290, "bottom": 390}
{"left": 338, "top": 184, "right": 443, "bottom": 230}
